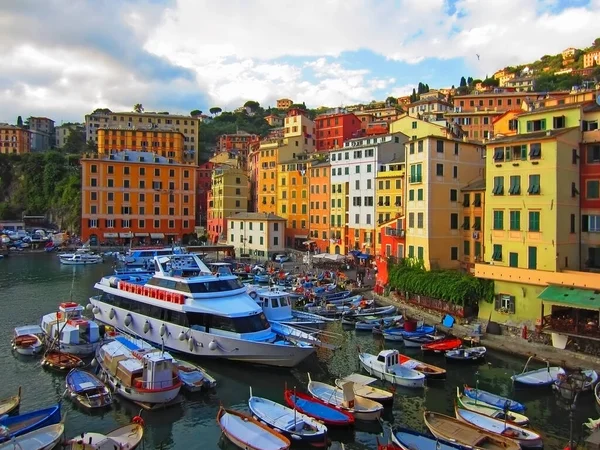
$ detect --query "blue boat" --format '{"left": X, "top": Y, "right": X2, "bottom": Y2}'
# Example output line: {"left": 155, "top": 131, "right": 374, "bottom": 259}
{"left": 383, "top": 326, "right": 435, "bottom": 341}
{"left": 254, "top": 274, "right": 271, "bottom": 283}
{"left": 284, "top": 390, "right": 354, "bottom": 427}
{"left": 392, "top": 427, "right": 469, "bottom": 450}
{"left": 463, "top": 385, "right": 525, "bottom": 413}
{"left": 0, "top": 404, "right": 61, "bottom": 442}
{"left": 66, "top": 369, "right": 113, "bottom": 409}
{"left": 314, "top": 290, "right": 350, "bottom": 301}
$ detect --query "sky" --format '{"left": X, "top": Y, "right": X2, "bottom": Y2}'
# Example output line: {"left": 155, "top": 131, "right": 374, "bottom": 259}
{"left": 1, "top": 0, "right": 599, "bottom": 124}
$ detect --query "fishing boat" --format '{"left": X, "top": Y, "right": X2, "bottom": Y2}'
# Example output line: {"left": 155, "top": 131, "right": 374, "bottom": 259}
{"left": 307, "top": 374, "right": 383, "bottom": 421}
{"left": 283, "top": 390, "right": 354, "bottom": 427}
{"left": 455, "top": 405, "right": 543, "bottom": 448}
{"left": 423, "top": 411, "right": 520, "bottom": 450}
{"left": 358, "top": 350, "right": 426, "bottom": 388}
{"left": 65, "top": 369, "right": 112, "bottom": 409}
{"left": 456, "top": 387, "right": 529, "bottom": 426}
{"left": 391, "top": 427, "right": 470, "bottom": 450}
{"left": 446, "top": 346, "right": 487, "bottom": 362}
{"left": 66, "top": 421, "right": 144, "bottom": 449}
{"left": 11, "top": 325, "right": 45, "bottom": 356}
{"left": 42, "top": 350, "right": 84, "bottom": 372}
{"left": 248, "top": 388, "right": 327, "bottom": 445}
{"left": 511, "top": 356, "right": 562, "bottom": 387}
{"left": 403, "top": 334, "right": 444, "bottom": 348}
{"left": 382, "top": 325, "right": 436, "bottom": 342}
{"left": 354, "top": 315, "right": 402, "bottom": 331}
{"left": 341, "top": 305, "right": 397, "bottom": 319}
{"left": 59, "top": 252, "right": 103, "bottom": 265}
{"left": 396, "top": 353, "right": 446, "bottom": 379}
{"left": 175, "top": 359, "right": 217, "bottom": 392}
{"left": 421, "top": 337, "right": 462, "bottom": 352}
{"left": 334, "top": 374, "right": 394, "bottom": 404}
{"left": 0, "top": 424, "right": 64, "bottom": 450}
{"left": 463, "top": 385, "right": 525, "bottom": 413}
{"left": 95, "top": 335, "right": 181, "bottom": 404}
{"left": 217, "top": 406, "right": 291, "bottom": 450}
{"left": 0, "top": 404, "right": 61, "bottom": 443}
{"left": 0, "top": 388, "right": 21, "bottom": 416}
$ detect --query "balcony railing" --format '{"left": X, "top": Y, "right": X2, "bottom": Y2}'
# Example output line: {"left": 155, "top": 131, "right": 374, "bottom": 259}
{"left": 385, "top": 228, "right": 405, "bottom": 237}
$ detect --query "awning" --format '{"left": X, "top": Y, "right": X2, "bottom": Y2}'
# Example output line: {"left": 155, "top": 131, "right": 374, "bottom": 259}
{"left": 135, "top": 233, "right": 149, "bottom": 237}
{"left": 150, "top": 233, "right": 165, "bottom": 239}
{"left": 295, "top": 235, "right": 308, "bottom": 239}
{"left": 538, "top": 286, "right": 600, "bottom": 311}
{"left": 119, "top": 232, "right": 133, "bottom": 238}
{"left": 303, "top": 240, "right": 314, "bottom": 245}
{"left": 103, "top": 233, "right": 118, "bottom": 238}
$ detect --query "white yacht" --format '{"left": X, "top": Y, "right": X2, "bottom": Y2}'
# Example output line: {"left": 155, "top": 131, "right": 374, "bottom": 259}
{"left": 118, "top": 246, "right": 187, "bottom": 269}
{"left": 59, "top": 247, "right": 103, "bottom": 265}
{"left": 88, "top": 253, "right": 315, "bottom": 368}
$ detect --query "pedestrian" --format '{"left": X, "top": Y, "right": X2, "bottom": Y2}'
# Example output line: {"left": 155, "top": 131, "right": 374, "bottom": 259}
{"left": 366, "top": 268, "right": 371, "bottom": 280}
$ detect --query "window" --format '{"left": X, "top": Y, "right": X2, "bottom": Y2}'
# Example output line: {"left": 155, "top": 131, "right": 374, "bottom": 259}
{"left": 417, "top": 246, "right": 423, "bottom": 260}
{"left": 526, "top": 119, "right": 546, "bottom": 132}
{"left": 528, "top": 175, "right": 540, "bottom": 195}
{"left": 528, "top": 247, "right": 537, "bottom": 269}
{"left": 409, "top": 190, "right": 414, "bottom": 201}
{"left": 462, "top": 216, "right": 471, "bottom": 230}
{"left": 528, "top": 211, "right": 540, "bottom": 232}
{"left": 589, "top": 215, "right": 600, "bottom": 232}
{"left": 436, "top": 140, "right": 444, "bottom": 153}
{"left": 417, "top": 189, "right": 423, "bottom": 201}
{"left": 450, "top": 247, "right": 458, "bottom": 260}
{"left": 553, "top": 116, "right": 565, "bottom": 129}
{"left": 495, "top": 294, "right": 515, "bottom": 313}
{"left": 529, "top": 143, "right": 542, "bottom": 159}
{"left": 475, "top": 241, "right": 481, "bottom": 257}
{"left": 510, "top": 211, "right": 520, "bottom": 231}
{"left": 436, "top": 164, "right": 444, "bottom": 176}
{"left": 450, "top": 213, "right": 458, "bottom": 229}
{"left": 587, "top": 145, "right": 600, "bottom": 163}
{"left": 462, "top": 193, "right": 469, "bottom": 206}
{"left": 409, "top": 164, "right": 422, "bottom": 183}
{"left": 473, "top": 193, "right": 481, "bottom": 207}
{"left": 463, "top": 240, "right": 470, "bottom": 256}
{"left": 587, "top": 181, "right": 600, "bottom": 199}
{"left": 473, "top": 217, "right": 481, "bottom": 230}
{"left": 492, "top": 244, "right": 502, "bottom": 261}
{"left": 493, "top": 210, "right": 504, "bottom": 230}
{"left": 408, "top": 213, "right": 415, "bottom": 228}
{"left": 453, "top": 166, "right": 458, "bottom": 179}
{"left": 509, "top": 176, "right": 521, "bottom": 195}
{"left": 411, "top": 121, "right": 417, "bottom": 129}
{"left": 448, "top": 189, "right": 457, "bottom": 202}
{"left": 409, "top": 142, "right": 415, "bottom": 154}
{"left": 492, "top": 176, "right": 504, "bottom": 195}
{"left": 408, "top": 246, "right": 414, "bottom": 258}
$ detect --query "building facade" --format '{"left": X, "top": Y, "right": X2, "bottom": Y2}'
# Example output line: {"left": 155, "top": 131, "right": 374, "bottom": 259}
{"left": 0, "top": 124, "right": 31, "bottom": 155}
{"left": 308, "top": 159, "right": 331, "bottom": 252}
{"left": 196, "top": 161, "right": 213, "bottom": 227}
{"left": 217, "top": 131, "right": 259, "bottom": 157}
{"left": 314, "top": 111, "right": 362, "bottom": 151}
{"left": 277, "top": 154, "right": 310, "bottom": 248}
{"left": 28, "top": 117, "right": 55, "bottom": 152}
{"left": 55, "top": 123, "right": 83, "bottom": 149}
{"left": 277, "top": 99, "right": 293, "bottom": 109}
{"left": 460, "top": 179, "right": 485, "bottom": 273}
{"left": 227, "top": 212, "right": 286, "bottom": 259}
{"left": 583, "top": 50, "right": 600, "bottom": 68}
{"left": 375, "top": 154, "right": 405, "bottom": 256}
{"left": 207, "top": 167, "right": 248, "bottom": 244}
{"left": 97, "top": 128, "right": 187, "bottom": 161}
{"left": 406, "top": 98, "right": 453, "bottom": 122}
{"left": 581, "top": 103, "right": 600, "bottom": 270}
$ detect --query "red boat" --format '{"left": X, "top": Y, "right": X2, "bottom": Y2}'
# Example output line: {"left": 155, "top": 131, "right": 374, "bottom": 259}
{"left": 284, "top": 389, "right": 354, "bottom": 427}
{"left": 421, "top": 337, "right": 462, "bottom": 352}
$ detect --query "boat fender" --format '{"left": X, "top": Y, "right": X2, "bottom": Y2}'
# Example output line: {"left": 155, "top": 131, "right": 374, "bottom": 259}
{"left": 109, "top": 309, "right": 116, "bottom": 320}
{"left": 160, "top": 323, "right": 167, "bottom": 337}
{"left": 143, "top": 320, "right": 151, "bottom": 334}
{"left": 132, "top": 416, "right": 145, "bottom": 427}
{"left": 208, "top": 340, "right": 218, "bottom": 351}
{"left": 189, "top": 338, "right": 195, "bottom": 352}
{"left": 124, "top": 314, "right": 132, "bottom": 327}
{"left": 92, "top": 306, "right": 100, "bottom": 315}
{"left": 178, "top": 330, "right": 186, "bottom": 341}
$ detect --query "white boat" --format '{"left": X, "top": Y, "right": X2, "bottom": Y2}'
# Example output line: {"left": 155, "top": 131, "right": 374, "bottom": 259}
{"left": 446, "top": 346, "right": 487, "bottom": 361}
{"left": 11, "top": 325, "right": 45, "bottom": 355}
{"left": 248, "top": 388, "right": 327, "bottom": 445}
{"left": 119, "top": 246, "right": 187, "bottom": 268}
{"left": 66, "top": 423, "right": 144, "bottom": 449}
{"left": 57, "top": 246, "right": 94, "bottom": 260}
{"left": 175, "top": 359, "right": 217, "bottom": 392}
{"left": 334, "top": 373, "right": 394, "bottom": 404}
{"left": 59, "top": 248, "right": 103, "bottom": 265}
{"left": 511, "top": 356, "right": 562, "bottom": 386}
{"left": 88, "top": 253, "right": 314, "bottom": 368}
{"left": 0, "top": 423, "right": 64, "bottom": 450}
{"left": 306, "top": 373, "right": 383, "bottom": 421}
{"left": 40, "top": 302, "right": 101, "bottom": 356}
{"left": 403, "top": 334, "right": 445, "bottom": 348}
{"left": 354, "top": 315, "right": 402, "bottom": 331}
{"left": 553, "top": 369, "right": 598, "bottom": 393}
{"left": 358, "top": 350, "right": 426, "bottom": 388}
{"left": 95, "top": 334, "right": 181, "bottom": 404}
{"left": 342, "top": 305, "right": 396, "bottom": 319}
{"left": 217, "top": 407, "right": 291, "bottom": 450}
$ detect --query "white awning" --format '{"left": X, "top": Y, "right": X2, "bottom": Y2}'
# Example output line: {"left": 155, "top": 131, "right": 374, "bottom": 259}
{"left": 150, "top": 233, "right": 165, "bottom": 239}
{"left": 103, "top": 232, "right": 118, "bottom": 238}
{"left": 295, "top": 234, "right": 308, "bottom": 239}
{"left": 119, "top": 232, "right": 133, "bottom": 238}
{"left": 135, "top": 233, "right": 149, "bottom": 237}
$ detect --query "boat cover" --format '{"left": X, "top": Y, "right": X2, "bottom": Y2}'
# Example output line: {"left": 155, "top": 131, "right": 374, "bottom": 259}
{"left": 67, "top": 370, "right": 104, "bottom": 393}
{"left": 220, "top": 412, "right": 286, "bottom": 450}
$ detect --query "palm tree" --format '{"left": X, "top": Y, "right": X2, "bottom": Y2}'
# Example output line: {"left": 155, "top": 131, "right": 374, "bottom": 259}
{"left": 133, "top": 104, "right": 144, "bottom": 113}
{"left": 209, "top": 107, "right": 222, "bottom": 116}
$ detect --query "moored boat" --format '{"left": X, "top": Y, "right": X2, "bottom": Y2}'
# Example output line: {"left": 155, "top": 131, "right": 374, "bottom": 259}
{"left": 342, "top": 305, "right": 397, "bottom": 319}
{"left": 354, "top": 315, "right": 402, "bottom": 331}
{"left": 382, "top": 325, "right": 436, "bottom": 342}
{"left": 283, "top": 390, "right": 354, "bottom": 427}
{"left": 397, "top": 353, "right": 446, "bottom": 379}
{"left": 511, "top": 365, "right": 563, "bottom": 386}
{"left": 40, "top": 302, "right": 101, "bottom": 356}
{"left": 456, "top": 387, "right": 529, "bottom": 426}
{"left": 553, "top": 369, "right": 598, "bottom": 393}
{"left": 66, "top": 420, "right": 144, "bottom": 449}
{"left": 334, "top": 373, "right": 394, "bottom": 404}
{"left": 402, "top": 334, "right": 444, "bottom": 348}
{"left": 11, "top": 325, "right": 45, "bottom": 356}
{"left": 421, "top": 337, "right": 462, "bottom": 352}
{"left": 0, "top": 404, "right": 61, "bottom": 443}
{"left": 42, "top": 350, "right": 84, "bottom": 372}
{"left": 217, "top": 406, "right": 291, "bottom": 450}
{"left": 446, "top": 346, "right": 487, "bottom": 362}
{"left": 463, "top": 385, "right": 525, "bottom": 413}
{"left": 391, "top": 427, "right": 470, "bottom": 450}
{"left": 175, "top": 359, "right": 217, "bottom": 392}
{"left": 358, "top": 350, "right": 426, "bottom": 388}
{"left": 66, "top": 369, "right": 112, "bottom": 409}
{"left": 0, "top": 423, "right": 64, "bottom": 450}
{"left": 423, "top": 410, "right": 520, "bottom": 450}
{"left": 595, "top": 383, "right": 600, "bottom": 407}
{"left": 0, "top": 387, "right": 21, "bottom": 416}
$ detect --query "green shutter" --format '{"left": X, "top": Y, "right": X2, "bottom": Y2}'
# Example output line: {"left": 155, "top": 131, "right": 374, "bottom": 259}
{"left": 540, "top": 119, "right": 546, "bottom": 130}
{"left": 526, "top": 121, "right": 533, "bottom": 132}
{"left": 509, "top": 252, "right": 518, "bottom": 267}
{"left": 521, "top": 145, "right": 527, "bottom": 160}
{"left": 528, "top": 246, "right": 537, "bottom": 269}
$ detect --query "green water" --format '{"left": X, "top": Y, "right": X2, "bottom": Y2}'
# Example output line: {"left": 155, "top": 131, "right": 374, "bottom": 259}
{"left": 0, "top": 254, "right": 592, "bottom": 449}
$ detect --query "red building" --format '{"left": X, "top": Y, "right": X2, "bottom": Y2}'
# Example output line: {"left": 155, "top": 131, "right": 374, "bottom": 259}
{"left": 217, "top": 132, "right": 259, "bottom": 155}
{"left": 581, "top": 102, "right": 600, "bottom": 270}
{"left": 375, "top": 217, "right": 405, "bottom": 287}
{"left": 315, "top": 111, "right": 362, "bottom": 151}
{"left": 196, "top": 161, "right": 213, "bottom": 227}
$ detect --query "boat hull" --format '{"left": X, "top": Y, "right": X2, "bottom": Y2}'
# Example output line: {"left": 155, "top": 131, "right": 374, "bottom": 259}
{"left": 0, "top": 424, "right": 64, "bottom": 450}
{"left": 59, "top": 258, "right": 102, "bottom": 265}
{"left": 511, "top": 367, "right": 562, "bottom": 386}
{"left": 307, "top": 380, "right": 382, "bottom": 421}
{"left": 217, "top": 407, "right": 291, "bottom": 450}
{"left": 54, "top": 341, "right": 99, "bottom": 356}
{"left": 359, "top": 356, "right": 425, "bottom": 389}
{"left": 284, "top": 390, "right": 354, "bottom": 427}
{"left": 90, "top": 298, "right": 315, "bottom": 368}
{"left": 11, "top": 337, "right": 44, "bottom": 356}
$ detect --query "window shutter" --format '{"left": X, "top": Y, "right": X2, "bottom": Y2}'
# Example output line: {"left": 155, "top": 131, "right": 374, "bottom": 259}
{"left": 494, "top": 295, "right": 501, "bottom": 310}
{"left": 541, "top": 119, "right": 546, "bottom": 130}
{"left": 526, "top": 121, "right": 532, "bottom": 132}
{"left": 582, "top": 215, "right": 589, "bottom": 232}
{"left": 509, "top": 296, "right": 516, "bottom": 314}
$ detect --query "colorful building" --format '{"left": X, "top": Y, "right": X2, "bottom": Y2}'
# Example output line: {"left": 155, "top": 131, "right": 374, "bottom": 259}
{"left": 0, "top": 124, "right": 31, "bottom": 155}
{"left": 55, "top": 123, "right": 83, "bottom": 149}
{"left": 196, "top": 161, "right": 213, "bottom": 227}
{"left": 308, "top": 158, "right": 331, "bottom": 252}
{"left": 460, "top": 178, "right": 485, "bottom": 273}
{"left": 583, "top": 50, "right": 600, "bottom": 68}
{"left": 581, "top": 102, "right": 600, "bottom": 270}
{"left": 277, "top": 154, "right": 310, "bottom": 248}
{"left": 217, "top": 131, "right": 259, "bottom": 160}
{"left": 206, "top": 167, "right": 248, "bottom": 244}
{"left": 80, "top": 151, "right": 197, "bottom": 244}
{"left": 265, "top": 115, "right": 284, "bottom": 127}
{"left": 97, "top": 128, "right": 187, "bottom": 162}
{"left": 315, "top": 111, "right": 362, "bottom": 151}
{"left": 389, "top": 115, "right": 450, "bottom": 140}
{"left": 491, "top": 110, "right": 520, "bottom": 137}
{"left": 375, "top": 154, "right": 405, "bottom": 256}
{"left": 256, "top": 138, "right": 283, "bottom": 215}
{"left": 277, "top": 98, "right": 293, "bottom": 109}
{"left": 227, "top": 212, "right": 286, "bottom": 259}
{"left": 406, "top": 98, "right": 453, "bottom": 122}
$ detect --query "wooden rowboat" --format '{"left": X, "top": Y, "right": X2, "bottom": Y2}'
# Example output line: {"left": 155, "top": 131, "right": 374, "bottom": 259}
{"left": 217, "top": 406, "right": 291, "bottom": 450}
{"left": 0, "top": 387, "right": 21, "bottom": 416}
{"left": 335, "top": 373, "right": 394, "bottom": 404}
{"left": 398, "top": 354, "right": 446, "bottom": 379}
{"left": 421, "top": 337, "right": 462, "bottom": 352}
{"left": 456, "top": 387, "right": 529, "bottom": 426}
{"left": 67, "top": 423, "right": 144, "bottom": 449}
{"left": 42, "top": 350, "right": 84, "bottom": 372}
{"left": 392, "top": 427, "right": 470, "bottom": 450}
{"left": 0, "top": 423, "right": 64, "bottom": 450}
{"left": 0, "top": 404, "right": 61, "bottom": 443}
{"left": 283, "top": 390, "right": 354, "bottom": 427}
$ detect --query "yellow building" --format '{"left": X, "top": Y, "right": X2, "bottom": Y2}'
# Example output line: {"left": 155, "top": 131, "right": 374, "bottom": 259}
{"left": 97, "top": 128, "right": 188, "bottom": 162}
{"left": 390, "top": 115, "right": 448, "bottom": 140}
{"left": 256, "top": 139, "right": 281, "bottom": 214}
{"left": 278, "top": 154, "right": 310, "bottom": 247}
{"left": 405, "top": 136, "right": 486, "bottom": 269}
{"left": 375, "top": 154, "right": 405, "bottom": 255}
{"left": 517, "top": 104, "right": 585, "bottom": 134}
{"left": 460, "top": 179, "right": 485, "bottom": 273}
{"left": 207, "top": 167, "right": 248, "bottom": 244}
{"left": 277, "top": 98, "right": 293, "bottom": 109}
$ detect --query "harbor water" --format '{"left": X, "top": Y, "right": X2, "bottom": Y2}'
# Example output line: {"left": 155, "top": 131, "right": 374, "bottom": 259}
{"left": 0, "top": 253, "right": 592, "bottom": 449}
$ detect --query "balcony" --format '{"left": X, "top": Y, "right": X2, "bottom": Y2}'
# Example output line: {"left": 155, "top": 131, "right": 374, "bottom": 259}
{"left": 385, "top": 228, "right": 405, "bottom": 238}
{"left": 409, "top": 175, "right": 422, "bottom": 183}
{"left": 583, "top": 130, "right": 600, "bottom": 144}
{"left": 378, "top": 169, "right": 405, "bottom": 179}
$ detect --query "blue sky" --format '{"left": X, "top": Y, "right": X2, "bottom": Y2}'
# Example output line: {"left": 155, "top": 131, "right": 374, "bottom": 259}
{"left": 0, "top": 0, "right": 599, "bottom": 123}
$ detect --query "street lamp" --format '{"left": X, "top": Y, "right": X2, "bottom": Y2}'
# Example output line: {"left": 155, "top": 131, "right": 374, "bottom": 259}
{"left": 554, "top": 370, "right": 586, "bottom": 449}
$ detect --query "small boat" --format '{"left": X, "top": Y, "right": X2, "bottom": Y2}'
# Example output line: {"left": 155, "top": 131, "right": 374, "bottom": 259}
{"left": 455, "top": 405, "right": 543, "bottom": 448}
{"left": 217, "top": 406, "right": 291, "bottom": 450}
{"left": 11, "top": 326, "right": 45, "bottom": 356}
{"left": 342, "top": 305, "right": 397, "bottom": 319}
{"left": 397, "top": 353, "right": 446, "bottom": 379}
{"left": 463, "top": 385, "right": 525, "bottom": 413}
{"left": 0, "top": 387, "right": 21, "bottom": 416}
{"left": 511, "top": 357, "right": 562, "bottom": 386}
{"left": 59, "top": 249, "right": 103, "bottom": 265}
{"left": 358, "top": 351, "right": 426, "bottom": 388}
{"left": 421, "top": 337, "right": 462, "bottom": 352}
{"left": 248, "top": 388, "right": 327, "bottom": 445}
{"left": 283, "top": 390, "right": 354, "bottom": 427}
{"left": 65, "top": 369, "right": 112, "bottom": 409}
{"left": 355, "top": 315, "right": 402, "bottom": 331}
{"left": 0, "top": 424, "right": 64, "bottom": 450}
{"left": 446, "top": 346, "right": 487, "bottom": 362}
{"left": 424, "top": 411, "right": 520, "bottom": 450}
{"left": 403, "top": 334, "right": 444, "bottom": 348}
{"left": 553, "top": 369, "right": 598, "bottom": 393}
{"left": 0, "top": 404, "right": 61, "bottom": 443}
{"left": 42, "top": 350, "right": 84, "bottom": 372}
{"left": 382, "top": 325, "right": 435, "bottom": 342}
{"left": 456, "top": 387, "right": 529, "bottom": 426}
{"left": 40, "top": 302, "right": 101, "bottom": 356}
{"left": 595, "top": 383, "right": 600, "bottom": 407}
{"left": 334, "top": 373, "right": 394, "bottom": 404}
{"left": 307, "top": 374, "right": 383, "bottom": 421}
{"left": 392, "top": 427, "right": 470, "bottom": 450}
{"left": 175, "top": 359, "right": 217, "bottom": 392}
{"left": 66, "top": 421, "right": 144, "bottom": 449}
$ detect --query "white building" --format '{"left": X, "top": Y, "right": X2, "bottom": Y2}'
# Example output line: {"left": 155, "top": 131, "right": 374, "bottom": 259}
{"left": 407, "top": 99, "right": 454, "bottom": 122}
{"left": 227, "top": 212, "right": 286, "bottom": 260}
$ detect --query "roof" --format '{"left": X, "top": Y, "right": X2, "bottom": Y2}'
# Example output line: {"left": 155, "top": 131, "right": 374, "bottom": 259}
{"left": 518, "top": 102, "right": 589, "bottom": 117}
{"left": 583, "top": 103, "right": 600, "bottom": 113}
{"left": 310, "top": 158, "right": 331, "bottom": 167}
{"left": 539, "top": 285, "right": 600, "bottom": 311}
{"left": 228, "top": 212, "right": 286, "bottom": 221}
{"left": 491, "top": 109, "right": 522, "bottom": 124}
{"left": 408, "top": 98, "right": 453, "bottom": 108}
{"left": 89, "top": 110, "right": 198, "bottom": 120}
{"left": 487, "top": 127, "right": 579, "bottom": 145}
{"left": 83, "top": 150, "right": 190, "bottom": 164}
{"left": 461, "top": 178, "right": 486, "bottom": 192}
{"left": 453, "top": 92, "right": 546, "bottom": 98}
{"left": 445, "top": 110, "right": 504, "bottom": 116}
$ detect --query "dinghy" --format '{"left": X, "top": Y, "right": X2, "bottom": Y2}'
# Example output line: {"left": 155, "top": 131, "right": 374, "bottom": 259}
{"left": 455, "top": 405, "right": 543, "bottom": 448}
{"left": 397, "top": 353, "right": 446, "bottom": 379}
{"left": 358, "top": 351, "right": 426, "bottom": 388}
{"left": 553, "top": 369, "right": 598, "bottom": 393}
{"left": 248, "top": 388, "right": 327, "bottom": 445}
{"left": 0, "top": 423, "right": 64, "bottom": 450}
{"left": 66, "top": 369, "right": 112, "bottom": 410}
{"left": 217, "top": 406, "right": 291, "bottom": 450}
{"left": 11, "top": 326, "right": 44, "bottom": 356}
{"left": 463, "top": 385, "right": 525, "bottom": 413}
{"left": 342, "top": 305, "right": 396, "bottom": 319}
{"left": 382, "top": 325, "right": 435, "bottom": 342}
{"left": 354, "top": 315, "right": 402, "bottom": 331}
{"left": 67, "top": 421, "right": 144, "bottom": 449}
{"left": 511, "top": 366, "right": 562, "bottom": 387}
{"left": 0, "top": 404, "right": 61, "bottom": 443}
{"left": 41, "top": 350, "right": 84, "bottom": 372}
{"left": 446, "top": 346, "right": 487, "bottom": 362}
{"left": 283, "top": 390, "right": 354, "bottom": 427}
{"left": 456, "top": 387, "right": 529, "bottom": 426}
{"left": 403, "top": 334, "right": 444, "bottom": 348}
{"left": 334, "top": 374, "right": 393, "bottom": 404}
{"left": 175, "top": 359, "right": 217, "bottom": 393}
{"left": 421, "top": 337, "right": 462, "bottom": 352}
{"left": 0, "top": 387, "right": 21, "bottom": 416}
{"left": 391, "top": 427, "right": 470, "bottom": 450}
{"left": 307, "top": 374, "right": 383, "bottom": 421}
{"left": 423, "top": 411, "right": 520, "bottom": 450}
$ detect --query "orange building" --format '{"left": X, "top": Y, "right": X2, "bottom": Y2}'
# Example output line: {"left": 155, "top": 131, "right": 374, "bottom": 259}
{"left": 492, "top": 110, "right": 521, "bottom": 137}
{"left": 278, "top": 155, "right": 310, "bottom": 247}
{"left": 308, "top": 159, "right": 331, "bottom": 252}
{"left": 81, "top": 151, "right": 196, "bottom": 244}
{"left": 97, "top": 128, "right": 188, "bottom": 162}
{"left": 0, "top": 124, "right": 31, "bottom": 154}
{"left": 257, "top": 138, "right": 281, "bottom": 214}
{"left": 217, "top": 131, "right": 259, "bottom": 156}
{"left": 277, "top": 98, "right": 293, "bottom": 109}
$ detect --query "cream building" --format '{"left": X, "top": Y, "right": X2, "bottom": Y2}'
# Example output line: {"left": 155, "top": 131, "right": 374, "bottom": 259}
{"left": 55, "top": 123, "right": 83, "bottom": 148}
{"left": 227, "top": 212, "right": 286, "bottom": 259}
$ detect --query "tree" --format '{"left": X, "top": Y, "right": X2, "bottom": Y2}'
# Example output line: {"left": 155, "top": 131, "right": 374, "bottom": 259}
{"left": 190, "top": 109, "right": 202, "bottom": 117}
{"left": 133, "top": 104, "right": 144, "bottom": 113}
{"left": 62, "top": 128, "right": 86, "bottom": 154}
{"left": 593, "top": 37, "right": 600, "bottom": 49}
{"left": 459, "top": 76, "right": 467, "bottom": 87}
{"left": 385, "top": 96, "right": 398, "bottom": 106}
{"left": 209, "top": 107, "right": 222, "bottom": 116}
{"left": 467, "top": 76, "right": 474, "bottom": 86}
{"left": 424, "top": 84, "right": 430, "bottom": 93}
{"left": 481, "top": 77, "right": 499, "bottom": 87}
{"left": 244, "top": 100, "right": 260, "bottom": 112}
{"left": 16, "top": 116, "right": 23, "bottom": 127}
{"left": 86, "top": 140, "right": 98, "bottom": 153}
{"left": 410, "top": 88, "right": 418, "bottom": 103}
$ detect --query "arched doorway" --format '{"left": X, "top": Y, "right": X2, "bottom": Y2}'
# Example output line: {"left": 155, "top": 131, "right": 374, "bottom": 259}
{"left": 334, "top": 245, "right": 340, "bottom": 254}
{"left": 89, "top": 234, "right": 98, "bottom": 246}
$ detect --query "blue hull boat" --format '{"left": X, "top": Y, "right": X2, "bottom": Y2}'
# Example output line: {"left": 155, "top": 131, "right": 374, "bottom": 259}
{"left": 393, "top": 427, "right": 469, "bottom": 449}
{"left": 0, "top": 403, "right": 61, "bottom": 442}
{"left": 463, "top": 385, "right": 525, "bottom": 412}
